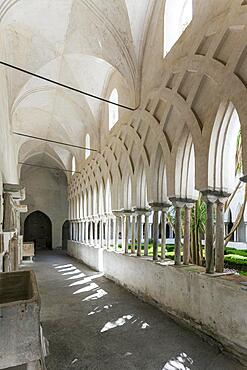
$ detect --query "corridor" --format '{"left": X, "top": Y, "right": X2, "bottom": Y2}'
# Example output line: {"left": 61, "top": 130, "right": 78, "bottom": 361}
{"left": 25, "top": 251, "right": 244, "bottom": 370}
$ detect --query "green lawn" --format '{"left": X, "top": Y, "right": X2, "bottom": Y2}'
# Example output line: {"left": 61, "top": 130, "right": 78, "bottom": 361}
{"left": 224, "top": 247, "right": 247, "bottom": 273}
{"left": 111, "top": 243, "right": 247, "bottom": 273}
{"left": 115, "top": 243, "right": 175, "bottom": 257}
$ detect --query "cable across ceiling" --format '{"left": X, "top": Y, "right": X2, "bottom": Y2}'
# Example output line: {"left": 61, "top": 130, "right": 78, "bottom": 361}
{"left": 0, "top": 60, "right": 138, "bottom": 111}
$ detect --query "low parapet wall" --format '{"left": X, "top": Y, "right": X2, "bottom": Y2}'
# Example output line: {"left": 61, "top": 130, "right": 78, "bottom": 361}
{"left": 67, "top": 241, "right": 103, "bottom": 272}
{"left": 67, "top": 241, "right": 247, "bottom": 365}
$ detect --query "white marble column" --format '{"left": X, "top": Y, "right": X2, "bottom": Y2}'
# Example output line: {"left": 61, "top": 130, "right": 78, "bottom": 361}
{"left": 123, "top": 213, "right": 130, "bottom": 254}
{"left": 75, "top": 222, "right": 78, "bottom": 241}
{"left": 113, "top": 216, "right": 119, "bottom": 251}
{"left": 152, "top": 208, "right": 159, "bottom": 261}
{"left": 106, "top": 216, "right": 111, "bottom": 249}
{"left": 131, "top": 214, "right": 136, "bottom": 254}
{"left": 85, "top": 221, "right": 89, "bottom": 244}
{"left": 183, "top": 204, "right": 193, "bottom": 265}
{"left": 204, "top": 196, "right": 215, "bottom": 274}
{"left": 215, "top": 198, "right": 226, "bottom": 273}
{"left": 174, "top": 203, "right": 182, "bottom": 265}
{"left": 69, "top": 222, "right": 73, "bottom": 240}
{"left": 144, "top": 213, "right": 149, "bottom": 256}
{"left": 160, "top": 210, "right": 167, "bottom": 260}
{"left": 99, "top": 219, "right": 104, "bottom": 248}
{"left": 82, "top": 221, "right": 85, "bottom": 243}
{"left": 136, "top": 214, "right": 142, "bottom": 257}
{"left": 94, "top": 220, "right": 98, "bottom": 246}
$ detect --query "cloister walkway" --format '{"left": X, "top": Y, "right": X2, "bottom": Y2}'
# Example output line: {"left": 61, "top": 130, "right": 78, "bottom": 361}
{"left": 25, "top": 250, "right": 244, "bottom": 370}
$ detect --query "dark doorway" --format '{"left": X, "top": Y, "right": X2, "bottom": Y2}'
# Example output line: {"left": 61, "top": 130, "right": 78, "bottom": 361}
{"left": 24, "top": 211, "right": 52, "bottom": 250}
{"left": 62, "top": 220, "right": 70, "bottom": 250}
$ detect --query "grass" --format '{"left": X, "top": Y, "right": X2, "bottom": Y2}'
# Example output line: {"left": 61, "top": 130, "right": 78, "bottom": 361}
{"left": 115, "top": 243, "right": 175, "bottom": 257}
{"left": 224, "top": 254, "right": 247, "bottom": 266}
{"left": 224, "top": 247, "right": 247, "bottom": 258}
{"left": 112, "top": 243, "right": 247, "bottom": 271}
{"left": 239, "top": 271, "right": 247, "bottom": 276}
{"left": 224, "top": 248, "right": 247, "bottom": 272}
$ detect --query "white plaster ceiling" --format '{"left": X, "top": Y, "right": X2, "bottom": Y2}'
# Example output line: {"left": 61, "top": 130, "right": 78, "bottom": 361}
{"left": 0, "top": 0, "right": 152, "bottom": 171}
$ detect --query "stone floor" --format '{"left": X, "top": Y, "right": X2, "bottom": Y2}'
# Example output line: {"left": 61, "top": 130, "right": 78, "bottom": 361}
{"left": 22, "top": 250, "right": 246, "bottom": 370}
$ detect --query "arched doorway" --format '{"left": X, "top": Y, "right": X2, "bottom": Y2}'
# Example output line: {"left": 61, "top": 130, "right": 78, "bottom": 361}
{"left": 62, "top": 220, "right": 70, "bottom": 250}
{"left": 24, "top": 211, "right": 52, "bottom": 250}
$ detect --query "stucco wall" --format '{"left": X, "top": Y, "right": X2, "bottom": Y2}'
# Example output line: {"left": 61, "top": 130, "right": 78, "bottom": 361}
{"left": 67, "top": 241, "right": 103, "bottom": 272}
{"left": 67, "top": 242, "right": 247, "bottom": 365}
{"left": 20, "top": 167, "right": 68, "bottom": 248}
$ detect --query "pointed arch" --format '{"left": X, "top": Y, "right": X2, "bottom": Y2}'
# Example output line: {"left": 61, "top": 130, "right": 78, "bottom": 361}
{"left": 208, "top": 101, "right": 241, "bottom": 193}
{"left": 149, "top": 144, "right": 168, "bottom": 203}
{"left": 109, "top": 88, "right": 119, "bottom": 130}
{"left": 105, "top": 178, "right": 112, "bottom": 213}
{"left": 135, "top": 158, "right": 148, "bottom": 208}
{"left": 85, "top": 134, "right": 91, "bottom": 159}
{"left": 164, "top": 0, "right": 193, "bottom": 55}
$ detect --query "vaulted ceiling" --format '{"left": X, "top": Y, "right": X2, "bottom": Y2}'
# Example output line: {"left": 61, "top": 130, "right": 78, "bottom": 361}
{"left": 0, "top": 0, "right": 153, "bottom": 173}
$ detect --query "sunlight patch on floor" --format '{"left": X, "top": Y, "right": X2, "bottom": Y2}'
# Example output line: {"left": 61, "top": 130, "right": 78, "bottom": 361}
{"left": 69, "top": 273, "right": 104, "bottom": 287}
{"left": 66, "top": 272, "right": 86, "bottom": 280}
{"left": 100, "top": 314, "right": 150, "bottom": 333}
{"left": 54, "top": 264, "right": 72, "bottom": 269}
{"left": 162, "top": 353, "right": 193, "bottom": 370}
{"left": 58, "top": 266, "right": 77, "bottom": 272}
{"left": 73, "top": 282, "right": 99, "bottom": 294}
{"left": 54, "top": 264, "right": 108, "bottom": 302}
{"left": 62, "top": 269, "right": 81, "bottom": 275}
{"left": 88, "top": 304, "right": 112, "bottom": 316}
{"left": 82, "top": 288, "right": 107, "bottom": 301}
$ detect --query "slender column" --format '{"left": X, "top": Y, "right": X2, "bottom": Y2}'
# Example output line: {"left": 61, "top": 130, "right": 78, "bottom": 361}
{"left": 141, "top": 220, "right": 144, "bottom": 244}
{"left": 174, "top": 205, "right": 182, "bottom": 265}
{"left": 114, "top": 216, "right": 119, "bottom": 251}
{"left": 88, "top": 221, "right": 91, "bottom": 244}
{"left": 85, "top": 221, "right": 88, "bottom": 244}
{"left": 94, "top": 220, "right": 98, "bottom": 246}
{"left": 131, "top": 215, "right": 136, "bottom": 254}
{"left": 152, "top": 209, "right": 159, "bottom": 261}
{"left": 99, "top": 219, "right": 104, "bottom": 247}
{"left": 205, "top": 199, "right": 215, "bottom": 273}
{"left": 78, "top": 223, "right": 81, "bottom": 242}
{"left": 123, "top": 214, "right": 130, "bottom": 254}
{"left": 69, "top": 222, "right": 73, "bottom": 240}
{"left": 215, "top": 199, "right": 225, "bottom": 273}
{"left": 161, "top": 210, "right": 166, "bottom": 259}
{"left": 82, "top": 222, "right": 85, "bottom": 243}
{"left": 106, "top": 217, "right": 111, "bottom": 249}
{"left": 137, "top": 214, "right": 142, "bottom": 256}
{"left": 120, "top": 216, "right": 123, "bottom": 251}
{"left": 72, "top": 222, "right": 75, "bottom": 240}
{"left": 183, "top": 205, "right": 192, "bottom": 265}
{"left": 144, "top": 214, "right": 149, "bottom": 256}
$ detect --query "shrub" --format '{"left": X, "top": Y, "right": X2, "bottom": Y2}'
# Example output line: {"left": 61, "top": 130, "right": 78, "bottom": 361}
{"left": 225, "top": 248, "right": 247, "bottom": 257}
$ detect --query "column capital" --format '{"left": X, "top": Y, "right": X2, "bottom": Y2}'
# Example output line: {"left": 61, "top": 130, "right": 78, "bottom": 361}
{"left": 121, "top": 209, "right": 133, "bottom": 216}
{"left": 132, "top": 207, "right": 150, "bottom": 215}
{"left": 112, "top": 209, "right": 123, "bottom": 218}
{"left": 170, "top": 198, "right": 196, "bottom": 208}
{"left": 201, "top": 190, "right": 230, "bottom": 204}
{"left": 149, "top": 202, "right": 172, "bottom": 211}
